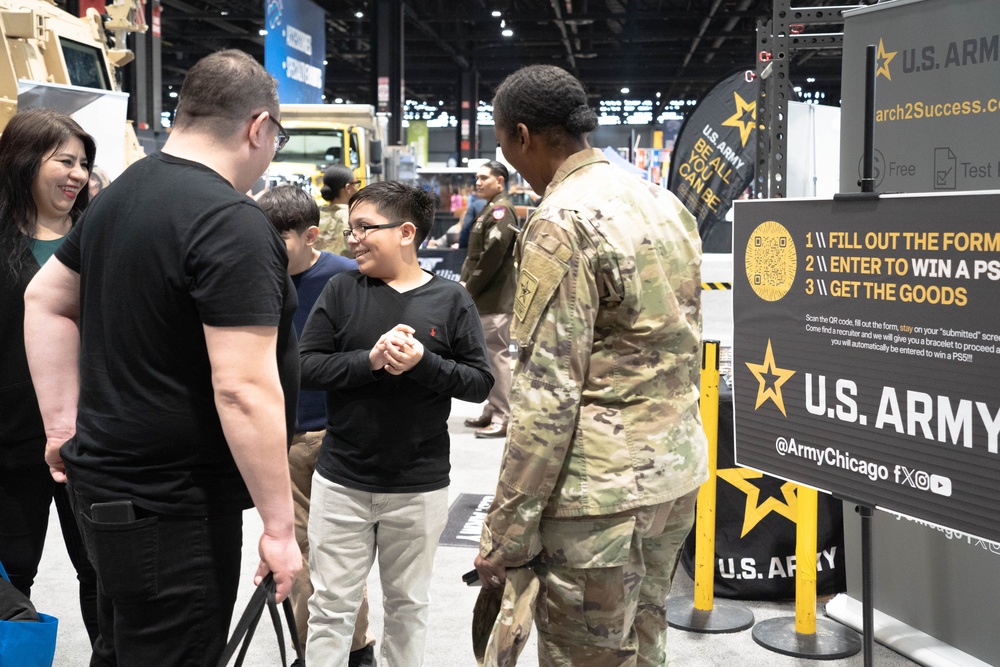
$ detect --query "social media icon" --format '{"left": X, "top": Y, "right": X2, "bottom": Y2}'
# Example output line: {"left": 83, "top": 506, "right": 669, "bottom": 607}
{"left": 930, "top": 474, "right": 952, "bottom": 497}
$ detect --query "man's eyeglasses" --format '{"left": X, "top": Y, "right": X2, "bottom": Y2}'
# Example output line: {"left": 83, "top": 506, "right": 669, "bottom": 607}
{"left": 256, "top": 113, "right": 289, "bottom": 152}
{"left": 343, "top": 221, "right": 406, "bottom": 242}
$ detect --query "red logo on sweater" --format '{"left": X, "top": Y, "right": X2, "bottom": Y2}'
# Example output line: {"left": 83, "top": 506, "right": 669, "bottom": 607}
{"left": 430, "top": 327, "right": 437, "bottom": 337}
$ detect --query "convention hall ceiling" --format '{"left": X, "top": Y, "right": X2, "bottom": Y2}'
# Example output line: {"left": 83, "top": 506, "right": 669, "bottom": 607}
{"left": 155, "top": 0, "right": 861, "bottom": 120}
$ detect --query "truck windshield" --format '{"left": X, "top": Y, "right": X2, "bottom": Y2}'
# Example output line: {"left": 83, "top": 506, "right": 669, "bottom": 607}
{"left": 273, "top": 129, "right": 351, "bottom": 165}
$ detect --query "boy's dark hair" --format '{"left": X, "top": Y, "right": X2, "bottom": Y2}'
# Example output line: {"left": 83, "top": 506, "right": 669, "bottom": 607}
{"left": 258, "top": 185, "right": 320, "bottom": 234}
{"left": 349, "top": 181, "right": 436, "bottom": 247}
{"left": 492, "top": 65, "right": 598, "bottom": 142}
{"left": 482, "top": 160, "right": 509, "bottom": 188}
{"left": 321, "top": 165, "right": 355, "bottom": 202}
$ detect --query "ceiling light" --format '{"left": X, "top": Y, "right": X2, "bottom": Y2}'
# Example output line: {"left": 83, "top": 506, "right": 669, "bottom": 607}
{"left": 355, "top": 11, "right": 364, "bottom": 18}
{"left": 492, "top": 10, "right": 501, "bottom": 17}
{"left": 501, "top": 28, "right": 513, "bottom": 37}
{"left": 335, "top": 97, "right": 343, "bottom": 103}
{"left": 323, "top": 59, "right": 328, "bottom": 65}
{"left": 219, "top": 10, "right": 228, "bottom": 15}
{"left": 621, "top": 87, "right": 630, "bottom": 94}
{"left": 806, "top": 77, "right": 816, "bottom": 83}
{"left": 656, "top": 91, "right": 661, "bottom": 98}
{"left": 258, "top": 29, "right": 267, "bottom": 36}
{"left": 168, "top": 91, "right": 178, "bottom": 98}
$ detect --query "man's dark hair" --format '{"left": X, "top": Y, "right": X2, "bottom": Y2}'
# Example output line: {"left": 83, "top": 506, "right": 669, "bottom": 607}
{"left": 492, "top": 65, "right": 598, "bottom": 142}
{"left": 258, "top": 185, "right": 320, "bottom": 234}
{"left": 482, "top": 160, "right": 509, "bottom": 189}
{"left": 349, "top": 181, "right": 436, "bottom": 247}
{"left": 0, "top": 108, "right": 96, "bottom": 279}
{"left": 321, "top": 165, "right": 355, "bottom": 202}
{"left": 173, "top": 49, "right": 279, "bottom": 139}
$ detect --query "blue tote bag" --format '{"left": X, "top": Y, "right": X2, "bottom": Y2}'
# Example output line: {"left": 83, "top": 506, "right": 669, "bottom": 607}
{"left": 0, "top": 561, "right": 58, "bottom": 667}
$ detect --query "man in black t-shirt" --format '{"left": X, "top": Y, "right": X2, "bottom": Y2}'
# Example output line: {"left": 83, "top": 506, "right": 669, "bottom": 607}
{"left": 24, "top": 50, "right": 301, "bottom": 665}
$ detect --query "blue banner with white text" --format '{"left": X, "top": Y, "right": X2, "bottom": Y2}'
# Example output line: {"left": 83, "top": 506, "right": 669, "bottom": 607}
{"left": 264, "top": 0, "right": 325, "bottom": 104}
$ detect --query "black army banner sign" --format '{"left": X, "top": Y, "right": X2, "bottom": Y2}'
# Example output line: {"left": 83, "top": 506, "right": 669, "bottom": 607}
{"left": 733, "top": 192, "right": 1000, "bottom": 544}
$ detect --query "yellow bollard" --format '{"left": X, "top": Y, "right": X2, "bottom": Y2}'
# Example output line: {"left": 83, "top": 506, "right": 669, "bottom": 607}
{"left": 752, "top": 483, "right": 860, "bottom": 658}
{"left": 794, "top": 485, "right": 818, "bottom": 634}
{"left": 694, "top": 341, "right": 720, "bottom": 612}
{"left": 666, "top": 340, "right": 754, "bottom": 634}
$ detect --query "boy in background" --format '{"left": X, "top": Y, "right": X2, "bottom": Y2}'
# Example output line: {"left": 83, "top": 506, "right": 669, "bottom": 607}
{"left": 300, "top": 181, "right": 493, "bottom": 666}
{"left": 257, "top": 185, "right": 376, "bottom": 667}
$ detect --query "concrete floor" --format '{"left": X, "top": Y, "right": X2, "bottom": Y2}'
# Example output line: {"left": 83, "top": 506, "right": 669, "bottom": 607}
{"left": 32, "top": 396, "right": 924, "bottom": 667}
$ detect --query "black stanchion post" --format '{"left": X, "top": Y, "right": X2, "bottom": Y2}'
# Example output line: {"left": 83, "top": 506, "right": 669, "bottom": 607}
{"left": 859, "top": 503, "right": 875, "bottom": 667}
{"left": 753, "top": 41, "right": 881, "bottom": 661}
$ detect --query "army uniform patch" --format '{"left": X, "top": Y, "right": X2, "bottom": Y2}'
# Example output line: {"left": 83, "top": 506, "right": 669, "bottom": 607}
{"left": 492, "top": 206, "right": 507, "bottom": 220}
{"left": 513, "top": 270, "right": 538, "bottom": 321}
{"left": 510, "top": 238, "right": 571, "bottom": 345}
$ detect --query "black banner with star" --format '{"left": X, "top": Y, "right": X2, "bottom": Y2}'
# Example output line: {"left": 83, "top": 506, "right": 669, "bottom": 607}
{"left": 681, "top": 389, "right": 846, "bottom": 599}
{"left": 733, "top": 193, "right": 1000, "bottom": 544}
{"left": 667, "top": 69, "right": 757, "bottom": 247}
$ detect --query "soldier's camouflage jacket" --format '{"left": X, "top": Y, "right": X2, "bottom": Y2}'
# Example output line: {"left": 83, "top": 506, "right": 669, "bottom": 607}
{"left": 481, "top": 148, "right": 709, "bottom": 566}
{"left": 315, "top": 202, "right": 353, "bottom": 258}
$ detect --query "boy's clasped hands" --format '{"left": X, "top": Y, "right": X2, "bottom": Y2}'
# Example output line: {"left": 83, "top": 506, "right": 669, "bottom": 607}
{"left": 369, "top": 323, "right": 424, "bottom": 375}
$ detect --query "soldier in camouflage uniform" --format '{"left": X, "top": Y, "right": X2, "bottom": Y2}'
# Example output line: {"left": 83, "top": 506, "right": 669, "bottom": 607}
{"left": 316, "top": 164, "right": 359, "bottom": 258}
{"left": 475, "top": 65, "right": 709, "bottom": 666}
{"left": 460, "top": 160, "right": 519, "bottom": 438}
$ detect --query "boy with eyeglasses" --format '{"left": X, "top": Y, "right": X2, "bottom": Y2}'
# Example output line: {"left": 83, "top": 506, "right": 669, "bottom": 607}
{"left": 299, "top": 180, "right": 493, "bottom": 666}
{"left": 257, "top": 186, "right": 379, "bottom": 666}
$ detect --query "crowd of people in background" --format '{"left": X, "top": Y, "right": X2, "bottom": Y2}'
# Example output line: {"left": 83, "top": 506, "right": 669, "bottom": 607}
{"left": 1, "top": 49, "right": 704, "bottom": 667}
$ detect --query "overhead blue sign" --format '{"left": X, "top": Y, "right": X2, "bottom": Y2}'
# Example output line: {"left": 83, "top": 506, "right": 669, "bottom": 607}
{"left": 264, "top": 0, "right": 325, "bottom": 104}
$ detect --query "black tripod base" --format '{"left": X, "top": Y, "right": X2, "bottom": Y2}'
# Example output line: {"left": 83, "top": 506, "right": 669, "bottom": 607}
{"left": 752, "top": 616, "right": 862, "bottom": 660}
{"left": 666, "top": 597, "right": 755, "bottom": 634}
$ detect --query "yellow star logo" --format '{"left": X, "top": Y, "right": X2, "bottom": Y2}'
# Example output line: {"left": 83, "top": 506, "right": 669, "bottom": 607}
{"left": 721, "top": 91, "right": 757, "bottom": 147}
{"left": 745, "top": 339, "right": 795, "bottom": 416}
{"left": 717, "top": 468, "right": 798, "bottom": 537}
{"left": 876, "top": 38, "right": 896, "bottom": 81}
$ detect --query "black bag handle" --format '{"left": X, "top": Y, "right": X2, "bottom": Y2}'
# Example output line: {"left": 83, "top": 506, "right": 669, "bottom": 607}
{"left": 217, "top": 573, "right": 305, "bottom": 667}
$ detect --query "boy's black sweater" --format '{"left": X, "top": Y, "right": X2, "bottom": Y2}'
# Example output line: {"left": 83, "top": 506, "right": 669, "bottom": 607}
{"left": 300, "top": 271, "right": 493, "bottom": 492}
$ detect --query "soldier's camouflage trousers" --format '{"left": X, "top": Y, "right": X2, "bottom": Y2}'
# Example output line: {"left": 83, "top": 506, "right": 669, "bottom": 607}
{"left": 534, "top": 490, "right": 698, "bottom": 667}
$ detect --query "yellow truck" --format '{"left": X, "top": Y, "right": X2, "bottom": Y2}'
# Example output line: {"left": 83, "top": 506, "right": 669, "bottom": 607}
{"left": 0, "top": 0, "right": 146, "bottom": 171}
{"left": 268, "top": 103, "right": 386, "bottom": 199}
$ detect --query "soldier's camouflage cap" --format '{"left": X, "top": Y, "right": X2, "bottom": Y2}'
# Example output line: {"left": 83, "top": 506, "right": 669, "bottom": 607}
{"left": 471, "top": 567, "right": 540, "bottom": 667}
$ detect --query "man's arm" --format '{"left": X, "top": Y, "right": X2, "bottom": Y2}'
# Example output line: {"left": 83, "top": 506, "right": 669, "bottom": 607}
{"left": 204, "top": 324, "right": 300, "bottom": 601}
{"left": 23, "top": 257, "right": 81, "bottom": 483}
{"left": 458, "top": 199, "right": 483, "bottom": 249}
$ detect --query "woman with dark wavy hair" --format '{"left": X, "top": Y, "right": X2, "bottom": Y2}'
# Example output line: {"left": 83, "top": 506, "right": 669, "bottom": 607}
{"left": 0, "top": 107, "right": 99, "bottom": 643}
